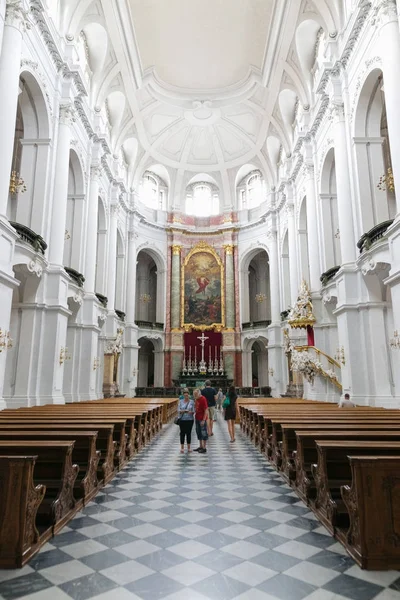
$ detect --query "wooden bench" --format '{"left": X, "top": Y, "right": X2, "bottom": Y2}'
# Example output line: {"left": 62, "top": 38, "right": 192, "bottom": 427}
{"left": 0, "top": 455, "right": 46, "bottom": 569}
{"left": 290, "top": 429, "right": 400, "bottom": 503}
{"left": 0, "top": 422, "right": 116, "bottom": 484}
{"left": 0, "top": 441, "right": 79, "bottom": 534}
{"left": 340, "top": 455, "right": 400, "bottom": 570}
{"left": 0, "top": 431, "right": 100, "bottom": 505}
{"left": 0, "top": 416, "right": 128, "bottom": 470}
{"left": 311, "top": 440, "right": 400, "bottom": 535}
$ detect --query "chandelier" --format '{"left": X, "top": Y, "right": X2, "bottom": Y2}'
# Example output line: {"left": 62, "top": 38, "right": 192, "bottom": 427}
{"left": 140, "top": 293, "right": 151, "bottom": 303}
{"left": 255, "top": 293, "right": 266, "bottom": 303}
{"left": 9, "top": 170, "right": 26, "bottom": 195}
{"left": 377, "top": 168, "right": 395, "bottom": 193}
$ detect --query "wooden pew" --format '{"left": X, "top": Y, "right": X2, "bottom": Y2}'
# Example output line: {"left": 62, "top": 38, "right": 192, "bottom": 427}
{"left": 0, "top": 456, "right": 46, "bottom": 569}
{"left": 0, "top": 431, "right": 100, "bottom": 505}
{"left": 0, "top": 416, "right": 128, "bottom": 470}
{"left": 290, "top": 429, "right": 400, "bottom": 502}
{"left": 340, "top": 455, "right": 400, "bottom": 570}
{"left": 311, "top": 440, "right": 400, "bottom": 535}
{"left": 0, "top": 423, "right": 116, "bottom": 484}
{"left": 0, "top": 441, "right": 79, "bottom": 534}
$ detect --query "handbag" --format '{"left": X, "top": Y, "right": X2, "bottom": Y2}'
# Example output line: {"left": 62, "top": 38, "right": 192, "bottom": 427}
{"left": 175, "top": 401, "right": 189, "bottom": 425}
{"left": 223, "top": 396, "right": 230, "bottom": 409}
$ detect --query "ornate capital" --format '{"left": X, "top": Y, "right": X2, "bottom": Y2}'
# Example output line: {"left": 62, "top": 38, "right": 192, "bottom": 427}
{"left": 223, "top": 244, "right": 234, "bottom": 255}
{"left": 285, "top": 202, "right": 295, "bottom": 217}
{"left": 376, "top": 0, "right": 398, "bottom": 27}
{"left": 110, "top": 203, "right": 120, "bottom": 218}
{"left": 59, "top": 103, "right": 76, "bottom": 126}
{"left": 129, "top": 231, "right": 139, "bottom": 243}
{"left": 172, "top": 244, "right": 182, "bottom": 256}
{"left": 5, "top": 0, "right": 30, "bottom": 31}
{"left": 303, "top": 163, "right": 314, "bottom": 179}
{"left": 90, "top": 165, "right": 102, "bottom": 180}
{"left": 330, "top": 102, "right": 345, "bottom": 123}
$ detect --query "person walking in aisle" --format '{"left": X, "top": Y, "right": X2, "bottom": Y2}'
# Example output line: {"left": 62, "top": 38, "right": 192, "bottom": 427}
{"left": 178, "top": 388, "right": 195, "bottom": 453}
{"left": 201, "top": 380, "right": 217, "bottom": 435}
{"left": 216, "top": 388, "right": 224, "bottom": 412}
{"left": 193, "top": 388, "right": 208, "bottom": 453}
{"left": 224, "top": 385, "right": 238, "bottom": 443}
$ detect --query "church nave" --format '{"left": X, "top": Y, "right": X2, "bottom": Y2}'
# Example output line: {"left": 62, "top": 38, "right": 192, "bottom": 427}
{"left": 0, "top": 418, "right": 399, "bottom": 600}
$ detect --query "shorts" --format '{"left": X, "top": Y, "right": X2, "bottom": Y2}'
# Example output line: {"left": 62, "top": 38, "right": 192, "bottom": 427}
{"left": 196, "top": 420, "right": 209, "bottom": 441}
{"left": 208, "top": 406, "right": 216, "bottom": 420}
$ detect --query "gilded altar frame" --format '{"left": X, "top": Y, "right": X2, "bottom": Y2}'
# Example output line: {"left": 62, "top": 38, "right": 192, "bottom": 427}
{"left": 181, "top": 241, "right": 225, "bottom": 332}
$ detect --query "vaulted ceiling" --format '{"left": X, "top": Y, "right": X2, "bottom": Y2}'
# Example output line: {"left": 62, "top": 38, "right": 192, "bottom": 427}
{"left": 57, "top": 0, "right": 341, "bottom": 198}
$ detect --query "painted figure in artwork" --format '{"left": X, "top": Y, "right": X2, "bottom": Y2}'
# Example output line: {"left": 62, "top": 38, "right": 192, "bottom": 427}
{"left": 183, "top": 249, "right": 223, "bottom": 327}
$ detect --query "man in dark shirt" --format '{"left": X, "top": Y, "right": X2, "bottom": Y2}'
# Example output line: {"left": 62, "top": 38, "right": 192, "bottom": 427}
{"left": 201, "top": 380, "right": 217, "bottom": 436}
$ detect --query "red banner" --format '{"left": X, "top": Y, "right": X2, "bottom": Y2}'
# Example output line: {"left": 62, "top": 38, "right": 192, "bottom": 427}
{"left": 184, "top": 331, "right": 222, "bottom": 365}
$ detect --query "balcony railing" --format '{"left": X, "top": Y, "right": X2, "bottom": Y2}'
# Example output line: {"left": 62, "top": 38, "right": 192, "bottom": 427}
{"left": 357, "top": 219, "right": 394, "bottom": 254}
{"left": 64, "top": 267, "right": 85, "bottom": 288}
{"left": 320, "top": 266, "right": 340, "bottom": 287}
{"left": 135, "top": 320, "right": 164, "bottom": 330}
{"left": 10, "top": 221, "right": 47, "bottom": 255}
{"left": 95, "top": 293, "right": 108, "bottom": 308}
{"left": 242, "top": 320, "right": 271, "bottom": 330}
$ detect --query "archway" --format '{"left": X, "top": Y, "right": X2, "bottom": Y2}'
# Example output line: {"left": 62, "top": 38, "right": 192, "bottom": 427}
{"left": 135, "top": 251, "right": 157, "bottom": 324}
{"left": 353, "top": 68, "right": 396, "bottom": 232}
{"left": 281, "top": 231, "right": 290, "bottom": 310}
{"left": 64, "top": 149, "right": 86, "bottom": 273}
{"left": 242, "top": 335, "right": 269, "bottom": 388}
{"left": 298, "top": 197, "right": 310, "bottom": 284}
{"left": 320, "top": 148, "right": 341, "bottom": 270}
{"left": 240, "top": 248, "right": 271, "bottom": 325}
{"left": 138, "top": 338, "right": 155, "bottom": 388}
{"left": 7, "top": 72, "right": 50, "bottom": 239}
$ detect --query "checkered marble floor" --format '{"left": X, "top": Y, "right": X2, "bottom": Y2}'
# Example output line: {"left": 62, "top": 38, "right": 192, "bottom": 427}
{"left": 1, "top": 415, "right": 400, "bottom": 600}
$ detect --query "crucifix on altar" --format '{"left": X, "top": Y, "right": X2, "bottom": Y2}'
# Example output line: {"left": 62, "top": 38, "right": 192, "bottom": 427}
{"left": 197, "top": 332, "right": 209, "bottom": 374}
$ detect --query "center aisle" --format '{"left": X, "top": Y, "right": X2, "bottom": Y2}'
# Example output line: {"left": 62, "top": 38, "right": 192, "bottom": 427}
{"left": 1, "top": 415, "right": 399, "bottom": 600}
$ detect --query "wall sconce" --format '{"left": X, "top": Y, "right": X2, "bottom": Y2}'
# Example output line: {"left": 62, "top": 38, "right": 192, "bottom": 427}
{"left": 377, "top": 168, "right": 395, "bottom": 193}
{"left": 9, "top": 171, "right": 27, "bottom": 195}
{"left": 59, "top": 347, "right": 71, "bottom": 366}
{"left": 268, "top": 367, "right": 274, "bottom": 377}
{"left": 390, "top": 331, "right": 400, "bottom": 350}
{"left": 65, "top": 230, "right": 71, "bottom": 240}
{"left": 140, "top": 293, "right": 151, "bottom": 303}
{"left": 93, "top": 357, "right": 100, "bottom": 371}
{"left": 255, "top": 293, "right": 267, "bottom": 303}
{"left": 132, "top": 367, "right": 139, "bottom": 376}
{"left": 334, "top": 346, "right": 346, "bottom": 365}
{"left": 334, "top": 229, "right": 340, "bottom": 239}
{"left": 0, "top": 329, "right": 12, "bottom": 353}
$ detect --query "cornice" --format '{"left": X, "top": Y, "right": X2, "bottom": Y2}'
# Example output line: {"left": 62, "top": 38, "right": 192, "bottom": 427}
{"left": 29, "top": 0, "right": 87, "bottom": 98}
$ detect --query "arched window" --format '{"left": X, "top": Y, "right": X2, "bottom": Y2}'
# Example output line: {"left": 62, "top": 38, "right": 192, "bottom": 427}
{"left": 185, "top": 184, "right": 219, "bottom": 216}
{"left": 237, "top": 170, "right": 265, "bottom": 210}
{"left": 140, "top": 172, "right": 166, "bottom": 210}
{"left": 247, "top": 173, "right": 263, "bottom": 208}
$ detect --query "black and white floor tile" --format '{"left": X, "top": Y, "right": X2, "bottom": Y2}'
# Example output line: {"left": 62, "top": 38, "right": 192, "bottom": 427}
{"left": 1, "top": 415, "right": 399, "bottom": 600}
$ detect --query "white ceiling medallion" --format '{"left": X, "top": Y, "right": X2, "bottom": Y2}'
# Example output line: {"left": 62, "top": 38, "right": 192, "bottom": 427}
{"left": 184, "top": 101, "right": 221, "bottom": 126}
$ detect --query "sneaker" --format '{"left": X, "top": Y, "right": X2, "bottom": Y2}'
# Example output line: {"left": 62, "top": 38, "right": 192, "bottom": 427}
{"left": 194, "top": 447, "right": 202, "bottom": 452}
{"left": 199, "top": 448, "right": 207, "bottom": 453}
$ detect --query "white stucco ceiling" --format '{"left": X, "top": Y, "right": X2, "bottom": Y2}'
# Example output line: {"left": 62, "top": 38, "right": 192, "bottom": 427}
{"left": 129, "top": 0, "right": 273, "bottom": 90}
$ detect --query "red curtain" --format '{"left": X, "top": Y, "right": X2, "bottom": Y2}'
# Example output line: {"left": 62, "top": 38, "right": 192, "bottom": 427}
{"left": 184, "top": 331, "right": 222, "bottom": 364}
{"left": 307, "top": 326, "right": 315, "bottom": 347}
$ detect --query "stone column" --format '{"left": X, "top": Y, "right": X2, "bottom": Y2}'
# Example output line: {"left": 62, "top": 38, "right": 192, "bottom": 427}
{"left": 378, "top": 0, "right": 400, "bottom": 215}
{"left": 268, "top": 230, "right": 280, "bottom": 325}
{"left": 84, "top": 166, "right": 101, "bottom": 294}
{"left": 0, "top": 0, "right": 28, "bottom": 217}
{"left": 49, "top": 104, "right": 75, "bottom": 265}
{"left": 332, "top": 102, "right": 356, "bottom": 264}
{"left": 107, "top": 203, "right": 119, "bottom": 312}
{"left": 304, "top": 164, "right": 321, "bottom": 290}
{"left": 287, "top": 202, "right": 299, "bottom": 304}
{"left": 224, "top": 244, "right": 235, "bottom": 330}
{"left": 170, "top": 245, "right": 181, "bottom": 329}
{"left": 122, "top": 231, "right": 139, "bottom": 397}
